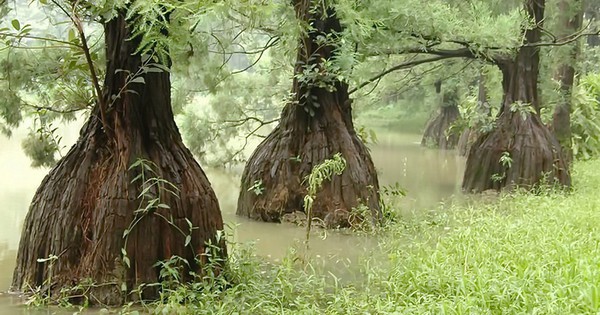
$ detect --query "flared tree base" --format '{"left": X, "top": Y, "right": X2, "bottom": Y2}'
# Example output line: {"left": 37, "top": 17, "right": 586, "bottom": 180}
{"left": 237, "top": 109, "right": 381, "bottom": 228}
{"left": 12, "top": 118, "right": 225, "bottom": 305}
{"left": 462, "top": 113, "right": 571, "bottom": 192}
{"left": 421, "top": 105, "right": 460, "bottom": 150}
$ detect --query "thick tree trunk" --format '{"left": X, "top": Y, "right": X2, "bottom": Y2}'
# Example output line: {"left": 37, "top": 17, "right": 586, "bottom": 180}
{"left": 236, "top": 2, "right": 381, "bottom": 228}
{"left": 462, "top": 0, "right": 571, "bottom": 192}
{"left": 421, "top": 81, "right": 461, "bottom": 149}
{"left": 12, "top": 14, "right": 225, "bottom": 305}
{"left": 458, "top": 71, "right": 489, "bottom": 156}
{"left": 552, "top": 0, "right": 583, "bottom": 163}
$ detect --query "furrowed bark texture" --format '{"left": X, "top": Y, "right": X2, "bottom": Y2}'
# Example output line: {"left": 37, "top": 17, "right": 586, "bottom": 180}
{"left": 236, "top": 2, "right": 381, "bottom": 228}
{"left": 462, "top": 0, "right": 571, "bottom": 192}
{"left": 12, "top": 13, "right": 225, "bottom": 305}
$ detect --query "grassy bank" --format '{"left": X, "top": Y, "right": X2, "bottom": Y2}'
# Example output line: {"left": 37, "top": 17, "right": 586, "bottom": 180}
{"left": 142, "top": 160, "right": 600, "bottom": 314}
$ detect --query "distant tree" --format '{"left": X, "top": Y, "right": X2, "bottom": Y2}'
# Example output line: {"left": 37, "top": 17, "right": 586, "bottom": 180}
{"left": 421, "top": 80, "right": 461, "bottom": 149}
{"left": 349, "top": 0, "right": 578, "bottom": 192}
{"left": 551, "top": 0, "right": 584, "bottom": 163}
{"left": 462, "top": 0, "right": 571, "bottom": 191}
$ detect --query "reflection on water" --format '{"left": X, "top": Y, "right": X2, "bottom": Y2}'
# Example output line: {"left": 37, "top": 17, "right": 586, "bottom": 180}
{"left": 372, "top": 131, "right": 466, "bottom": 212}
{"left": 0, "top": 125, "right": 465, "bottom": 312}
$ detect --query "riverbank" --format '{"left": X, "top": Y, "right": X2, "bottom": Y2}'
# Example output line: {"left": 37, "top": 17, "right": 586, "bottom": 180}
{"left": 148, "top": 159, "right": 600, "bottom": 314}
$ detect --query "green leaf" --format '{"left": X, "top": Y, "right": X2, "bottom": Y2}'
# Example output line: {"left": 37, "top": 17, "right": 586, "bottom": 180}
{"left": 123, "top": 256, "right": 131, "bottom": 268}
{"left": 130, "top": 76, "right": 145, "bottom": 84}
{"left": 68, "top": 29, "right": 76, "bottom": 42}
{"left": 141, "top": 54, "right": 152, "bottom": 63}
{"left": 11, "top": 19, "right": 20, "bottom": 31}
{"left": 185, "top": 235, "right": 191, "bottom": 246}
{"left": 149, "top": 63, "right": 170, "bottom": 72}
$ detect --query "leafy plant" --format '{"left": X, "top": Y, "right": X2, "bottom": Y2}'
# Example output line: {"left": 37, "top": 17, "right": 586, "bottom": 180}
{"left": 121, "top": 159, "right": 199, "bottom": 293}
{"left": 247, "top": 179, "right": 265, "bottom": 196}
{"left": 571, "top": 73, "right": 600, "bottom": 160}
{"left": 492, "top": 151, "right": 512, "bottom": 183}
{"left": 356, "top": 125, "right": 378, "bottom": 145}
{"left": 452, "top": 83, "right": 499, "bottom": 136}
{"left": 510, "top": 100, "right": 536, "bottom": 121}
{"left": 107, "top": 160, "right": 600, "bottom": 315}
{"left": 499, "top": 151, "right": 513, "bottom": 168}
{"left": 303, "top": 153, "right": 346, "bottom": 248}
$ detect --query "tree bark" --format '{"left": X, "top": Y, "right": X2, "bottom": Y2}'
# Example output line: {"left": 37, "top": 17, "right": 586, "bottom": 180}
{"left": 236, "top": 2, "right": 381, "bottom": 228}
{"left": 421, "top": 80, "right": 461, "bottom": 149}
{"left": 12, "top": 13, "right": 225, "bottom": 305}
{"left": 462, "top": 0, "right": 571, "bottom": 192}
{"left": 552, "top": 0, "right": 583, "bottom": 163}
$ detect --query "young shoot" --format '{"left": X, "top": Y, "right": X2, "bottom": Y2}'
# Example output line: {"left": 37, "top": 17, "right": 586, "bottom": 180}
{"left": 303, "top": 153, "right": 346, "bottom": 249}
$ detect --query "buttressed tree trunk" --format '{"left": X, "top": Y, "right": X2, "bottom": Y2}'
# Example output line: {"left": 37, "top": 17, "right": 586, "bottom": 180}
{"left": 12, "top": 12, "right": 225, "bottom": 305}
{"left": 552, "top": 0, "right": 583, "bottom": 163}
{"left": 421, "top": 80, "right": 461, "bottom": 149}
{"left": 462, "top": 0, "right": 571, "bottom": 192}
{"left": 236, "top": 1, "right": 381, "bottom": 228}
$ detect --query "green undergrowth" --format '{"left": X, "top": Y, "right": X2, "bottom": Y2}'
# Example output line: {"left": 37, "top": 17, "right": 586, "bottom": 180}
{"left": 134, "top": 160, "right": 600, "bottom": 314}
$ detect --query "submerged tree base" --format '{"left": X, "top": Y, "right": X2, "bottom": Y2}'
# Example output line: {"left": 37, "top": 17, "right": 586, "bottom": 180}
{"left": 236, "top": 98, "right": 381, "bottom": 228}
{"left": 462, "top": 113, "right": 571, "bottom": 192}
{"left": 421, "top": 105, "right": 460, "bottom": 149}
{"left": 12, "top": 113, "right": 225, "bottom": 305}
{"left": 11, "top": 15, "right": 226, "bottom": 305}
{"left": 236, "top": 3, "right": 381, "bottom": 228}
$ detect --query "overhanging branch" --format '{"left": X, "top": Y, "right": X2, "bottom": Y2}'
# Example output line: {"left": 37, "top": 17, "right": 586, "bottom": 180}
{"left": 349, "top": 50, "right": 474, "bottom": 95}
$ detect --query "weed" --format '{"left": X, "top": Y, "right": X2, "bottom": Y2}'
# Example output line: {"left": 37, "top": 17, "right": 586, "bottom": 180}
{"left": 302, "top": 152, "right": 346, "bottom": 248}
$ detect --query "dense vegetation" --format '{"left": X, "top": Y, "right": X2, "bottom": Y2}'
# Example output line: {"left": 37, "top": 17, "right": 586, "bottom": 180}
{"left": 83, "top": 159, "right": 600, "bottom": 314}
{"left": 1, "top": 0, "right": 600, "bottom": 313}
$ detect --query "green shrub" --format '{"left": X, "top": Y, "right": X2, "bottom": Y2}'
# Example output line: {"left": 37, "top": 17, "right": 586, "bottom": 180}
{"left": 572, "top": 73, "right": 600, "bottom": 160}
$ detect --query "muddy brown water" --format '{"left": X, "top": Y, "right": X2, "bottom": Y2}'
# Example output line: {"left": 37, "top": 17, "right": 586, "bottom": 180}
{"left": 0, "top": 125, "right": 465, "bottom": 313}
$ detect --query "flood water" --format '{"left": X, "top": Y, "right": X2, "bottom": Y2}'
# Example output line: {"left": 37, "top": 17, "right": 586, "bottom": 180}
{"left": 0, "top": 124, "right": 465, "bottom": 313}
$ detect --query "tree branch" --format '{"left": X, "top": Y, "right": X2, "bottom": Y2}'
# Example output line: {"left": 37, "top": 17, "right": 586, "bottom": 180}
{"left": 0, "top": 33, "right": 82, "bottom": 48}
{"left": 22, "top": 101, "right": 89, "bottom": 114}
{"left": 221, "top": 116, "right": 279, "bottom": 128}
{"left": 66, "top": 1, "right": 111, "bottom": 137}
{"left": 525, "top": 25, "right": 599, "bottom": 48}
{"left": 349, "top": 52, "right": 473, "bottom": 95}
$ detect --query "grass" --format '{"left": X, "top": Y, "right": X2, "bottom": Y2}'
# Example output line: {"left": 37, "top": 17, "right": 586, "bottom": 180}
{"left": 127, "top": 160, "right": 600, "bottom": 314}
